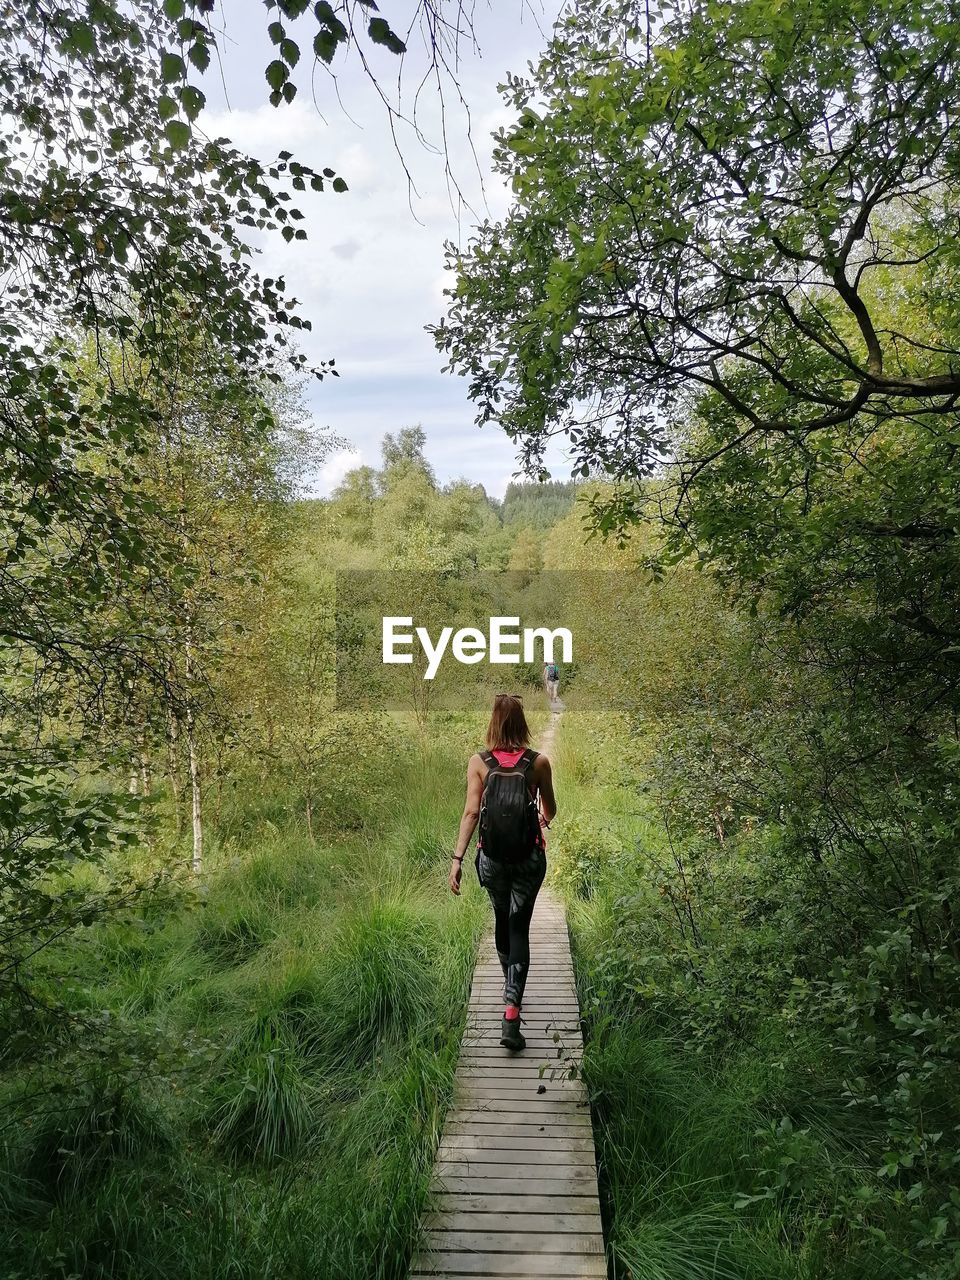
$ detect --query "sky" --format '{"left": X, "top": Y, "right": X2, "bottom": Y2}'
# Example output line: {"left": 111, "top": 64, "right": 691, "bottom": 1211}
{"left": 199, "top": 1, "right": 568, "bottom": 499}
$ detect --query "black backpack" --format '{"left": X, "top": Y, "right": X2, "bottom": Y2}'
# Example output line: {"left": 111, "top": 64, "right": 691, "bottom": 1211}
{"left": 478, "top": 749, "right": 541, "bottom": 862}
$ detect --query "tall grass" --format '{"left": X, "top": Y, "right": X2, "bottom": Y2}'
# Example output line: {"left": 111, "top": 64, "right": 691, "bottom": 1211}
{"left": 0, "top": 716, "right": 488, "bottom": 1279}
{"left": 552, "top": 712, "right": 907, "bottom": 1280}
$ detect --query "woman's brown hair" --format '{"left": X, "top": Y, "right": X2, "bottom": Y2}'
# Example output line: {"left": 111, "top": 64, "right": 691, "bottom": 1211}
{"left": 485, "top": 694, "right": 530, "bottom": 750}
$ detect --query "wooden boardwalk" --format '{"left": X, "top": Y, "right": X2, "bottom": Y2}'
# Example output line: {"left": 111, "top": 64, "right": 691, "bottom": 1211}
{"left": 411, "top": 888, "right": 605, "bottom": 1278}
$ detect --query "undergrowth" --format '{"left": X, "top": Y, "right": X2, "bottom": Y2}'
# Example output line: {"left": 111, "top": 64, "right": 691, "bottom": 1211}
{"left": 552, "top": 712, "right": 923, "bottom": 1280}
{"left": 0, "top": 716, "right": 487, "bottom": 1280}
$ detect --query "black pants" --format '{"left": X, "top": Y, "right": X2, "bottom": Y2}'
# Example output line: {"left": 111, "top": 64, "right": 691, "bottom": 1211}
{"left": 476, "top": 848, "right": 547, "bottom": 1007}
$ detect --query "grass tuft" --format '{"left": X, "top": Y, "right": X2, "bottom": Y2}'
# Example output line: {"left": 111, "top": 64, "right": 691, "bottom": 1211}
{"left": 207, "top": 1017, "right": 314, "bottom": 1162}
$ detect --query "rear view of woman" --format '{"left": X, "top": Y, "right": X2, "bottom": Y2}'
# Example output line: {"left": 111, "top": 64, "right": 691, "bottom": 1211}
{"left": 448, "top": 694, "right": 557, "bottom": 1051}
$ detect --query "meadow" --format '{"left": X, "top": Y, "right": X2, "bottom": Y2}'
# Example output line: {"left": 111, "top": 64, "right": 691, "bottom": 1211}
{"left": 0, "top": 722, "right": 489, "bottom": 1279}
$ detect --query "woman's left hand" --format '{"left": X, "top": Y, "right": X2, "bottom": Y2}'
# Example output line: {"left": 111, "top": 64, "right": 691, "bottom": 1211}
{"left": 448, "top": 859, "right": 463, "bottom": 895}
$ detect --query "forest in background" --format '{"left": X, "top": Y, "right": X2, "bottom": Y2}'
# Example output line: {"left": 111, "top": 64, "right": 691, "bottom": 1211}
{"left": 4, "top": 1, "right": 960, "bottom": 1278}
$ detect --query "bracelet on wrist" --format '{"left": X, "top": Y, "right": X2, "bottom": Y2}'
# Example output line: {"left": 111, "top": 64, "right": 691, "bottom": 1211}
{"left": 452, "top": 854, "right": 463, "bottom": 862}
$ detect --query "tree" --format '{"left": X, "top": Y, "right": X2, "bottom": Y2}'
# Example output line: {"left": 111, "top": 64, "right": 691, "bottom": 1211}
{"left": 434, "top": 0, "right": 960, "bottom": 521}
{"left": 502, "top": 480, "right": 580, "bottom": 528}
{"left": 1, "top": 0, "right": 492, "bottom": 1045}
{"left": 507, "top": 526, "right": 543, "bottom": 577}
{"left": 380, "top": 426, "right": 435, "bottom": 486}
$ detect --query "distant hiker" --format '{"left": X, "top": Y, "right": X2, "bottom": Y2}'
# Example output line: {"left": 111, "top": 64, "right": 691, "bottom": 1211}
{"left": 544, "top": 661, "right": 560, "bottom": 703}
{"left": 449, "top": 694, "right": 557, "bottom": 1051}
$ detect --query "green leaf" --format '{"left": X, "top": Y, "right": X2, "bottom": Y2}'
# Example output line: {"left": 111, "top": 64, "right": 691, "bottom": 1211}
{"left": 158, "top": 95, "right": 179, "bottom": 121}
{"left": 280, "top": 38, "right": 300, "bottom": 67}
{"left": 179, "top": 84, "right": 205, "bottom": 121}
{"left": 163, "top": 0, "right": 186, "bottom": 16}
{"left": 161, "top": 52, "right": 186, "bottom": 83}
{"left": 164, "top": 119, "right": 191, "bottom": 149}
{"left": 332, "top": 176, "right": 348, "bottom": 193}
{"left": 368, "top": 17, "right": 406, "bottom": 54}
{"left": 315, "top": 1, "right": 348, "bottom": 39}
{"left": 188, "top": 40, "right": 211, "bottom": 72}
{"left": 265, "top": 59, "right": 289, "bottom": 91}
{"left": 314, "top": 30, "right": 338, "bottom": 63}
{"left": 68, "top": 20, "right": 95, "bottom": 55}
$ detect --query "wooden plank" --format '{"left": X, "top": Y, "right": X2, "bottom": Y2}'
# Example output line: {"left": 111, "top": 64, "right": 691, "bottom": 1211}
{"left": 421, "top": 1231, "right": 604, "bottom": 1254}
{"left": 460, "top": 1038, "right": 581, "bottom": 1050}
{"left": 468, "top": 999, "right": 578, "bottom": 1006}
{"left": 457, "top": 1053, "right": 582, "bottom": 1065}
{"left": 411, "top": 1251, "right": 605, "bottom": 1277}
{"left": 460, "top": 1027, "right": 582, "bottom": 1037}
{"left": 459, "top": 1035, "right": 581, "bottom": 1045}
{"left": 443, "top": 1121, "right": 593, "bottom": 1138}
{"left": 466, "top": 1008, "right": 580, "bottom": 1018}
{"left": 449, "top": 1090, "right": 590, "bottom": 1106}
{"left": 454, "top": 1082, "right": 586, "bottom": 1098}
{"left": 431, "top": 1176, "right": 597, "bottom": 1197}
{"left": 457, "top": 1065, "right": 583, "bottom": 1076}
{"left": 449, "top": 1085, "right": 590, "bottom": 1103}
{"left": 434, "top": 1163, "right": 596, "bottom": 1184}
{"left": 458, "top": 1043, "right": 582, "bottom": 1054}
{"left": 448, "top": 1107, "right": 592, "bottom": 1124}
{"left": 453, "top": 1094, "right": 587, "bottom": 1110}
{"left": 443, "top": 1104, "right": 588, "bottom": 1118}
{"left": 441, "top": 1134, "right": 596, "bottom": 1154}
{"left": 424, "top": 1212, "right": 602, "bottom": 1233}
{"left": 461, "top": 1026, "right": 581, "bottom": 1037}
{"left": 437, "top": 1148, "right": 596, "bottom": 1170}
{"left": 455, "top": 1064, "right": 583, "bottom": 1075}
{"left": 464, "top": 1024, "right": 581, "bottom": 1034}
{"left": 470, "top": 994, "right": 578, "bottom": 1004}
{"left": 469, "top": 993, "right": 577, "bottom": 1002}
{"left": 429, "top": 1193, "right": 599, "bottom": 1215}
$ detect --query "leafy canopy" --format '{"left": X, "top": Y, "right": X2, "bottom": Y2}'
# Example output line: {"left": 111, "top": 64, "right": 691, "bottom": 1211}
{"left": 434, "top": 0, "right": 960, "bottom": 515}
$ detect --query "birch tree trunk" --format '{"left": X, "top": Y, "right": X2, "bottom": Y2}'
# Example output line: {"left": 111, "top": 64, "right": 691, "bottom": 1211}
{"left": 166, "top": 702, "right": 184, "bottom": 835}
{"left": 184, "top": 634, "right": 203, "bottom": 875}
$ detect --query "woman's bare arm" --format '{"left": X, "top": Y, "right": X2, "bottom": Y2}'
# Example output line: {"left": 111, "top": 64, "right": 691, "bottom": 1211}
{"left": 536, "top": 755, "right": 557, "bottom": 823}
{"left": 450, "top": 755, "right": 485, "bottom": 895}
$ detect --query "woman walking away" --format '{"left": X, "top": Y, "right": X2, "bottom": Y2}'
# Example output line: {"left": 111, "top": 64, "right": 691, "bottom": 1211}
{"left": 448, "top": 694, "right": 557, "bottom": 1051}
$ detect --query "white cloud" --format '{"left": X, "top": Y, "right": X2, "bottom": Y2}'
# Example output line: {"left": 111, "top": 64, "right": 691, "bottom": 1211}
{"left": 331, "top": 238, "right": 361, "bottom": 261}
{"left": 199, "top": 0, "right": 566, "bottom": 493}
{"left": 313, "top": 447, "right": 363, "bottom": 496}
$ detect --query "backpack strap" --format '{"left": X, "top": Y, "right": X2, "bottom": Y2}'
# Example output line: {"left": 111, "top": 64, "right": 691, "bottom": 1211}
{"left": 480, "top": 749, "right": 537, "bottom": 775}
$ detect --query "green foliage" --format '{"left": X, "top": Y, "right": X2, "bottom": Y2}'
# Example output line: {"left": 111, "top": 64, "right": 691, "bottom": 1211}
{"left": 208, "top": 1018, "right": 314, "bottom": 1161}
{"left": 558, "top": 708, "right": 960, "bottom": 1278}
{"left": 435, "top": 0, "right": 960, "bottom": 510}
{"left": 19, "top": 1081, "right": 171, "bottom": 1205}
{"left": 501, "top": 480, "right": 581, "bottom": 528}
{"left": 0, "top": 714, "right": 486, "bottom": 1278}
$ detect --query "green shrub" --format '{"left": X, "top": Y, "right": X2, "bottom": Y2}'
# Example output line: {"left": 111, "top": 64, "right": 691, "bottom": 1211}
{"left": 206, "top": 1017, "right": 314, "bottom": 1162}
{"left": 19, "top": 1080, "right": 170, "bottom": 1205}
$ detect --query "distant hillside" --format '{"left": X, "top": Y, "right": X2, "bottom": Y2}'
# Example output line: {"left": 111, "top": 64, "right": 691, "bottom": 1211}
{"left": 500, "top": 480, "right": 580, "bottom": 528}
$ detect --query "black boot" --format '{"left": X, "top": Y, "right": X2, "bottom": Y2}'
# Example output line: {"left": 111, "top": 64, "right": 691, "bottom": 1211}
{"left": 500, "top": 1015, "right": 525, "bottom": 1052}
